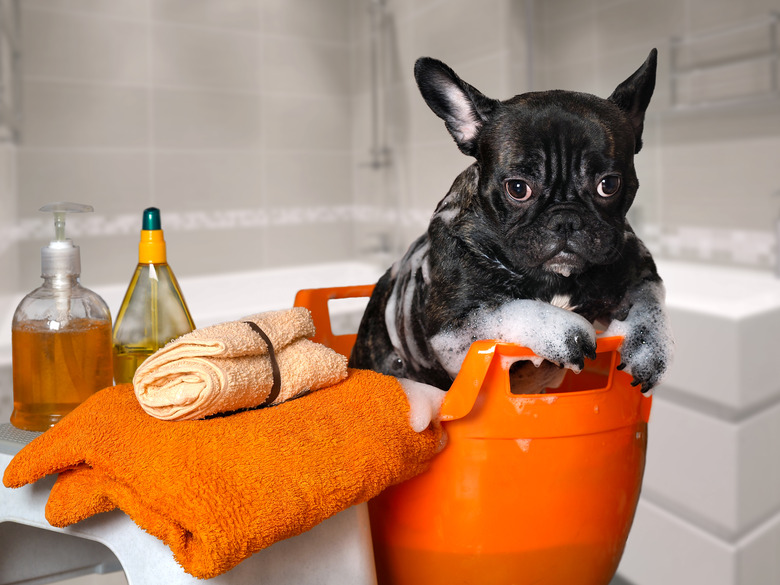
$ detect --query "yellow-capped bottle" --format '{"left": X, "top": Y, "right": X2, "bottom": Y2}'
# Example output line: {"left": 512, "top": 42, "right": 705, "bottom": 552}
{"left": 112, "top": 207, "right": 195, "bottom": 384}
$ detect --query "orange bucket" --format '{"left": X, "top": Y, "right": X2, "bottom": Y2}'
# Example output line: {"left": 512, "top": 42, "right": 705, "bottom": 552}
{"left": 368, "top": 338, "right": 651, "bottom": 585}
{"left": 294, "top": 287, "right": 651, "bottom": 585}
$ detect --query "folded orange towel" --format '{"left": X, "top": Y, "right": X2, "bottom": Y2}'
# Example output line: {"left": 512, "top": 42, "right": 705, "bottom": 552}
{"left": 3, "top": 370, "right": 443, "bottom": 579}
{"left": 133, "top": 308, "right": 347, "bottom": 420}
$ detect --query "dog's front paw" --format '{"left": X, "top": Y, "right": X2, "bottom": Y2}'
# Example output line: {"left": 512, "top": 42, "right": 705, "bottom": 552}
{"left": 488, "top": 299, "right": 597, "bottom": 372}
{"left": 528, "top": 308, "right": 597, "bottom": 372}
{"left": 605, "top": 280, "right": 674, "bottom": 393}
{"left": 430, "top": 299, "right": 597, "bottom": 379}
{"left": 612, "top": 323, "right": 672, "bottom": 392}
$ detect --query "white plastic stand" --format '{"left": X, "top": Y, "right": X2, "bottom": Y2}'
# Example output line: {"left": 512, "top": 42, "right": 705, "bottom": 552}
{"left": 0, "top": 423, "right": 378, "bottom": 585}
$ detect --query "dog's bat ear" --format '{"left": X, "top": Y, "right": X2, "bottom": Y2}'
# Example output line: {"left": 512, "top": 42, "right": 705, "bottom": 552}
{"left": 608, "top": 48, "right": 657, "bottom": 154}
{"left": 414, "top": 57, "right": 497, "bottom": 157}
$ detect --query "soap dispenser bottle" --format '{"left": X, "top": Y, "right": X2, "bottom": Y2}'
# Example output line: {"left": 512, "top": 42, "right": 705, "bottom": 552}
{"left": 112, "top": 207, "right": 195, "bottom": 384}
{"left": 11, "top": 202, "right": 114, "bottom": 431}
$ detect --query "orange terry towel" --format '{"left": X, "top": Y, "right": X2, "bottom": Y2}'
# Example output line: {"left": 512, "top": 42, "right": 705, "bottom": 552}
{"left": 3, "top": 369, "right": 443, "bottom": 579}
{"left": 133, "top": 307, "right": 348, "bottom": 420}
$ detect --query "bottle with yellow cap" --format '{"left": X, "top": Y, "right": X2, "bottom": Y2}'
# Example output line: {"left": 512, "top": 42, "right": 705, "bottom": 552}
{"left": 112, "top": 207, "right": 195, "bottom": 384}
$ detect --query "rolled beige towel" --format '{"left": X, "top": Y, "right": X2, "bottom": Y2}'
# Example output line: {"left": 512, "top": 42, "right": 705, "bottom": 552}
{"left": 142, "top": 307, "right": 315, "bottom": 362}
{"left": 133, "top": 308, "right": 347, "bottom": 421}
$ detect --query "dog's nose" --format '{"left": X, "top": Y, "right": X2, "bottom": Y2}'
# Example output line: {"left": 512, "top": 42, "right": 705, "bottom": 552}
{"left": 547, "top": 212, "right": 582, "bottom": 234}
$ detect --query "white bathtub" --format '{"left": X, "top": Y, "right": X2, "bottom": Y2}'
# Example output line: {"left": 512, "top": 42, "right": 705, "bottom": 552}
{"left": 0, "top": 261, "right": 386, "bottom": 423}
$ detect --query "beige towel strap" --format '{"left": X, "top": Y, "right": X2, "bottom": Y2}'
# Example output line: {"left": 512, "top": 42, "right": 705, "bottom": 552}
{"left": 243, "top": 321, "right": 281, "bottom": 406}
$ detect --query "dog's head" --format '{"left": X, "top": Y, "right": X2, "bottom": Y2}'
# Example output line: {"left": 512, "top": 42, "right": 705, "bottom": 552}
{"left": 415, "top": 50, "right": 657, "bottom": 278}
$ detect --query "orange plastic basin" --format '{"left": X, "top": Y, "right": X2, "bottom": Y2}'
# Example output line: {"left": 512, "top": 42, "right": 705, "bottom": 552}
{"left": 294, "top": 286, "right": 651, "bottom": 585}
{"left": 368, "top": 338, "right": 651, "bottom": 585}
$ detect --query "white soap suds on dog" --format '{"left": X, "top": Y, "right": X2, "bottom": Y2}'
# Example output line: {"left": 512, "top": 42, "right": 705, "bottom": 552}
{"left": 399, "top": 378, "right": 447, "bottom": 432}
{"left": 431, "top": 299, "right": 596, "bottom": 378}
{"left": 385, "top": 240, "right": 434, "bottom": 370}
{"left": 499, "top": 353, "right": 544, "bottom": 370}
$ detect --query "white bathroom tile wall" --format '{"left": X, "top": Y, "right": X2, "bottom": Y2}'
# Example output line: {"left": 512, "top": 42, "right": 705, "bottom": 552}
{"left": 507, "top": 0, "right": 531, "bottom": 94}
{"left": 596, "top": 0, "right": 686, "bottom": 56}
{"left": 676, "top": 59, "right": 774, "bottom": 106}
{"left": 157, "top": 227, "right": 265, "bottom": 280}
{"left": 152, "top": 23, "right": 260, "bottom": 91}
{"left": 0, "top": 143, "right": 16, "bottom": 296}
{"left": 21, "top": 81, "right": 149, "bottom": 148}
{"left": 686, "top": 0, "right": 780, "bottom": 34}
{"left": 264, "top": 151, "right": 352, "bottom": 208}
{"left": 262, "top": 36, "right": 351, "bottom": 97}
{"left": 154, "top": 151, "right": 263, "bottom": 210}
{"left": 537, "top": 0, "right": 595, "bottom": 27}
{"left": 17, "top": 151, "right": 151, "bottom": 216}
{"left": 153, "top": 89, "right": 262, "bottom": 150}
{"left": 262, "top": 94, "right": 351, "bottom": 152}
{"left": 409, "top": 0, "right": 508, "bottom": 69}
{"left": 21, "top": 8, "right": 148, "bottom": 84}
{"left": 22, "top": 0, "right": 147, "bottom": 20}
{"left": 672, "top": 18, "right": 773, "bottom": 72}
{"left": 261, "top": 0, "right": 350, "bottom": 43}
{"left": 152, "top": 0, "right": 262, "bottom": 31}
{"left": 536, "top": 8, "right": 599, "bottom": 72}
{"left": 659, "top": 107, "right": 780, "bottom": 233}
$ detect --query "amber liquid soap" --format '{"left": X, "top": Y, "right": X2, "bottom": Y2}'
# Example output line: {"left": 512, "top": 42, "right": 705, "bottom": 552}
{"left": 12, "top": 319, "right": 113, "bottom": 430}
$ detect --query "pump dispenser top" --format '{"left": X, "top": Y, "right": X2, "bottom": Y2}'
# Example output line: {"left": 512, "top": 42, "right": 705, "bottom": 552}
{"left": 39, "top": 201, "right": 92, "bottom": 279}
{"left": 11, "top": 202, "right": 113, "bottom": 431}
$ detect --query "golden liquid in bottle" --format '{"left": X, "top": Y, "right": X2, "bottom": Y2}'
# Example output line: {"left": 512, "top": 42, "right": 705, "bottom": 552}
{"left": 112, "top": 261, "right": 195, "bottom": 384}
{"left": 112, "top": 347, "right": 154, "bottom": 385}
{"left": 11, "top": 318, "right": 113, "bottom": 431}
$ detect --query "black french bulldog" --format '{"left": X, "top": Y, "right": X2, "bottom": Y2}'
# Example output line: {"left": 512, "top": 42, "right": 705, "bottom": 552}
{"left": 350, "top": 49, "right": 672, "bottom": 394}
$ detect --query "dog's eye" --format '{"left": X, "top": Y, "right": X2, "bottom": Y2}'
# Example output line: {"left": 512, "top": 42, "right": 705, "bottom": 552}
{"left": 505, "top": 179, "right": 533, "bottom": 202}
{"left": 597, "top": 175, "right": 621, "bottom": 197}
